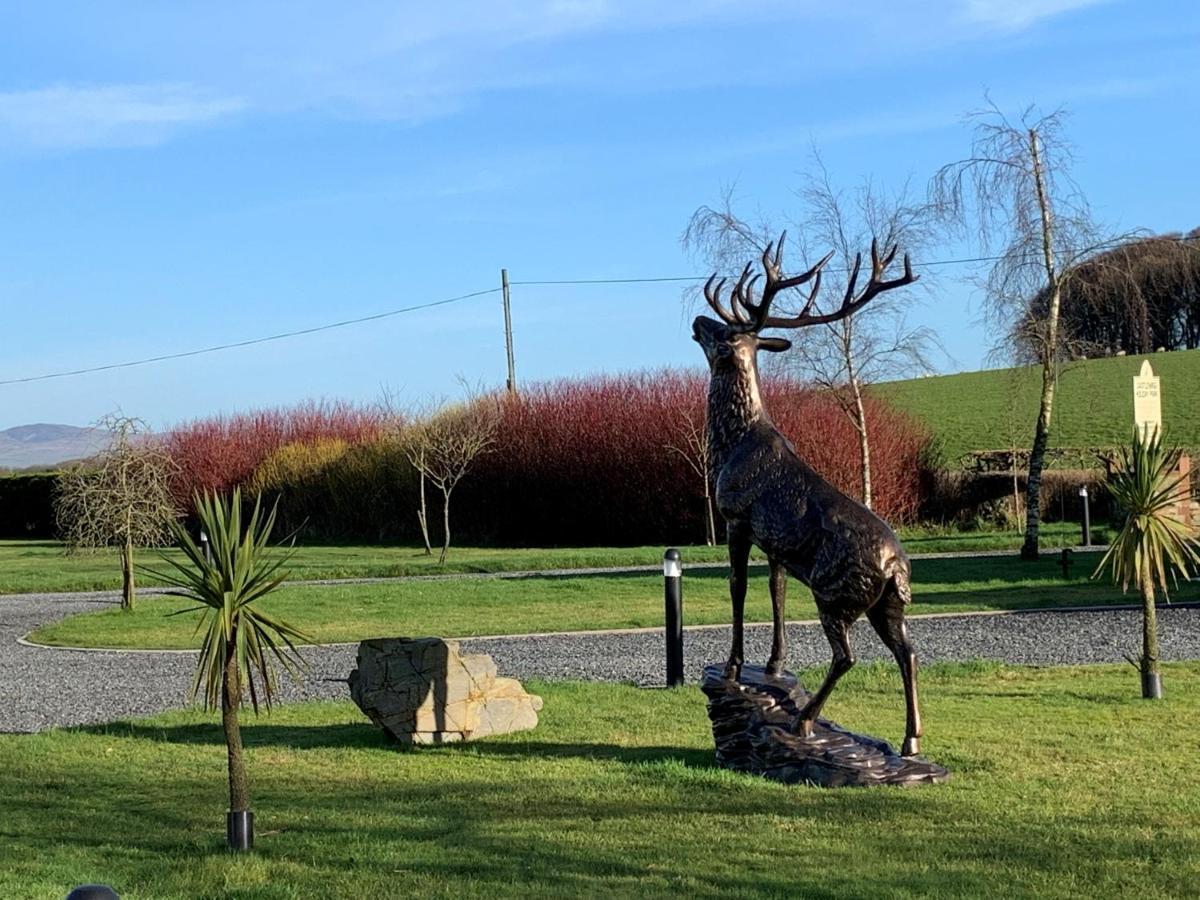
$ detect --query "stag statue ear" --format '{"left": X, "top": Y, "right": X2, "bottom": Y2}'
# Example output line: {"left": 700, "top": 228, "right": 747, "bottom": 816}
{"left": 757, "top": 337, "right": 792, "bottom": 353}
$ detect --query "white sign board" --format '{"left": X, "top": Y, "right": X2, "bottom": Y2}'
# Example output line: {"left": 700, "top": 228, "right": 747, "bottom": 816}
{"left": 1133, "top": 359, "right": 1162, "bottom": 438}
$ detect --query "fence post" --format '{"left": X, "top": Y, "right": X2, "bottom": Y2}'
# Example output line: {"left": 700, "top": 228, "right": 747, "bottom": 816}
{"left": 663, "top": 548, "right": 683, "bottom": 687}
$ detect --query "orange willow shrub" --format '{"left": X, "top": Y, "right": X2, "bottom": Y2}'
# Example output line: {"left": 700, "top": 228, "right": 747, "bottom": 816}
{"left": 163, "top": 401, "right": 384, "bottom": 508}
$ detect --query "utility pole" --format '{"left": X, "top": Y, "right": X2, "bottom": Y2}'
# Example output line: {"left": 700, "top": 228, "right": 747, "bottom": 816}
{"left": 501, "top": 268, "right": 516, "bottom": 394}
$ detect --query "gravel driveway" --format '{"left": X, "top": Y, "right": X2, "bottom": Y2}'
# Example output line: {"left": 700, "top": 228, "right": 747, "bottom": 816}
{"left": 3, "top": 590, "right": 1199, "bottom": 733}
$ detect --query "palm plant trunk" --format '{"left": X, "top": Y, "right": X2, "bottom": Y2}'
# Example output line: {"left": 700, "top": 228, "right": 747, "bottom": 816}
{"left": 121, "top": 536, "right": 135, "bottom": 610}
{"left": 222, "top": 643, "right": 250, "bottom": 812}
{"left": 1140, "top": 554, "right": 1163, "bottom": 699}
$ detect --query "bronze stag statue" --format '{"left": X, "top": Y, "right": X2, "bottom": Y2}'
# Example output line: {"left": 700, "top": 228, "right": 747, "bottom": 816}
{"left": 693, "top": 233, "right": 924, "bottom": 756}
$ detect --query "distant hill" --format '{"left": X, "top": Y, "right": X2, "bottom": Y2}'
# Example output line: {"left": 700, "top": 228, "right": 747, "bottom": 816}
{"left": 0, "top": 424, "right": 111, "bottom": 470}
{"left": 872, "top": 348, "right": 1200, "bottom": 467}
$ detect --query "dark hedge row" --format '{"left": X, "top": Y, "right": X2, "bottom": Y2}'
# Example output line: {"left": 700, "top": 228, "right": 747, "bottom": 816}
{"left": 0, "top": 474, "right": 60, "bottom": 538}
{"left": 8, "top": 372, "right": 937, "bottom": 546}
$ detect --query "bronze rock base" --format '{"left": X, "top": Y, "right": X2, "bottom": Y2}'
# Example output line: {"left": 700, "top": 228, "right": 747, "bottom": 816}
{"left": 701, "top": 664, "right": 949, "bottom": 788}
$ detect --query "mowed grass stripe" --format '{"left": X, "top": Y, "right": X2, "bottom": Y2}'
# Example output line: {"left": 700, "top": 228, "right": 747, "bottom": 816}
{"left": 29, "top": 554, "right": 1192, "bottom": 650}
{"left": 0, "top": 522, "right": 1108, "bottom": 595}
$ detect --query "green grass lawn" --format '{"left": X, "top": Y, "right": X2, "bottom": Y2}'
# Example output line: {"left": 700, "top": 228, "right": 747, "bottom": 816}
{"left": 30, "top": 553, "right": 1183, "bottom": 650}
{"left": 874, "top": 347, "right": 1200, "bottom": 464}
{"left": 3, "top": 664, "right": 1199, "bottom": 898}
{"left": 0, "top": 540, "right": 735, "bottom": 594}
{"left": 0, "top": 522, "right": 1105, "bottom": 595}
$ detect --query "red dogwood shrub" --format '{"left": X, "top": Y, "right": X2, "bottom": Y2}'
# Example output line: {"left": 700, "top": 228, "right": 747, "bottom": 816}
{"left": 157, "top": 374, "right": 931, "bottom": 546}
{"left": 458, "top": 370, "right": 931, "bottom": 545}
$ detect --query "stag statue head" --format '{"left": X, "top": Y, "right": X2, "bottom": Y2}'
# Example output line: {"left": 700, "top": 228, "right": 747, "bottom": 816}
{"left": 692, "top": 231, "right": 916, "bottom": 372}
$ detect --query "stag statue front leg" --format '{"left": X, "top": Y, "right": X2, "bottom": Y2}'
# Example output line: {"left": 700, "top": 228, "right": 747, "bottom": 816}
{"left": 765, "top": 559, "right": 787, "bottom": 676}
{"left": 724, "top": 528, "right": 752, "bottom": 681}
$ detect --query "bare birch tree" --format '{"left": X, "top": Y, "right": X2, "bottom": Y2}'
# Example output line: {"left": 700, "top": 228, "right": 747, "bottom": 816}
{"left": 55, "top": 414, "right": 179, "bottom": 609}
{"left": 684, "top": 164, "right": 939, "bottom": 509}
{"left": 785, "top": 156, "right": 940, "bottom": 508}
{"left": 931, "top": 100, "right": 1100, "bottom": 559}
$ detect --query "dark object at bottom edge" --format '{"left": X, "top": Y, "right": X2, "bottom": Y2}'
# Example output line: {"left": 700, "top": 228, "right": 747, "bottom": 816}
{"left": 66, "top": 886, "right": 120, "bottom": 900}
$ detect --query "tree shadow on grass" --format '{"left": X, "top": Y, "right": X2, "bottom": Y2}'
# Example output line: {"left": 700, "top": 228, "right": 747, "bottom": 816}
{"left": 73, "top": 719, "right": 715, "bottom": 769}
{"left": 75, "top": 720, "right": 715, "bottom": 768}
{"left": 74, "top": 720, "right": 391, "bottom": 751}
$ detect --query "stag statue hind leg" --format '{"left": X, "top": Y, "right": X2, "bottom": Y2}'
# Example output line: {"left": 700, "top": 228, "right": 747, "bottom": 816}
{"left": 724, "top": 528, "right": 752, "bottom": 680}
{"left": 793, "top": 606, "right": 855, "bottom": 737}
{"left": 867, "top": 595, "right": 923, "bottom": 757}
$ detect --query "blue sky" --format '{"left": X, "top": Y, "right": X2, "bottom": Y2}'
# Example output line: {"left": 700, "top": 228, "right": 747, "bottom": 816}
{"left": 1, "top": 1, "right": 1197, "bottom": 430}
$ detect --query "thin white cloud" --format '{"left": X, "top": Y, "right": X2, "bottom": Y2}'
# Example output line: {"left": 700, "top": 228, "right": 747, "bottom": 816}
{"left": 0, "top": 83, "right": 246, "bottom": 150}
{"left": 960, "top": 0, "right": 1110, "bottom": 30}
{"left": 0, "top": 0, "right": 1121, "bottom": 151}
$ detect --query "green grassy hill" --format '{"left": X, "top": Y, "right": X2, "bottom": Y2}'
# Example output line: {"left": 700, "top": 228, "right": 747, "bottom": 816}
{"left": 873, "top": 348, "right": 1200, "bottom": 467}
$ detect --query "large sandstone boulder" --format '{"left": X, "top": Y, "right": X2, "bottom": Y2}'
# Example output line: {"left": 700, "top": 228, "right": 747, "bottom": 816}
{"left": 349, "top": 637, "right": 543, "bottom": 745}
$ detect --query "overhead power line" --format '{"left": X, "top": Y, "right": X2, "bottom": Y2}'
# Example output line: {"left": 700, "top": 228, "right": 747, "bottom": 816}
{"left": 512, "top": 235, "right": 1200, "bottom": 286}
{"left": 3, "top": 233, "right": 1197, "bottom": 387}
{"left": 0, "top": 287, "right": 501, "bottom": 387}
{"left": 509, "top": 254, "right": 1008, "bottom": 286}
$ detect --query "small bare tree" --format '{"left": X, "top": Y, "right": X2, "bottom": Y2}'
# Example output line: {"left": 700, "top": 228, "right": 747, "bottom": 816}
{"left": 665, "top": 405, "right": 716, "bottom": 545}
{"left": 56, "top": 414, "right": 179, "bottom": 609}
{"left": 786, "top": 157, "right": 940, "bottom": 508}
{"left": 403, "top": 395, "right": 500, "bottom": 564}
{"left": 931, "top": 100, "right": 1102, "bottom": 559}
{"left": 377, "top": 387, "right": 433, "bottom": 555}
{"left": 684, "top": 162, "right": 939, "bottom": 510}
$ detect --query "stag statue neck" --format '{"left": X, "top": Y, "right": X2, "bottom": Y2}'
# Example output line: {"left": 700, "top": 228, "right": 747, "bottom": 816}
{"left": 707, "top": 353, "right": 770, "bottom": 473}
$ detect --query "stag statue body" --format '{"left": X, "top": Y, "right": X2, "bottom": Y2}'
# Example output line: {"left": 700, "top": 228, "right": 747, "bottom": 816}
{"left": 693, "top": 235, "right": 924, "bottom": 756}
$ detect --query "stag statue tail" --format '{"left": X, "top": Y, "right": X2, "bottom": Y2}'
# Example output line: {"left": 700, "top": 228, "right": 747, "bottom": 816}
{"left": 868, "top": 559, "right": 922, "bottom": 756}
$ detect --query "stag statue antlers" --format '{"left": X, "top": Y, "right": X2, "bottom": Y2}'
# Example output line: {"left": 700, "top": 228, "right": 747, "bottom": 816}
{"left": 692, "top": 233, "right": 925, "bottom": 756}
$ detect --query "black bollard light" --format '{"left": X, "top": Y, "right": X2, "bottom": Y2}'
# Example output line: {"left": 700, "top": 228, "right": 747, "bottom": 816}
{"left": 227, "top": 809, "right": 254, "bottom": 851}
{"left": 66, "top": 886, "right": 120, "bottom": 900}
{"left": 663, "top": 549, "right": 684, "bottom": 687}
{"left": 200, "top": 529, "right": 212, "bottom": 565}
{"left": 1078, "top": 485, "right": 1091, "bottom": 547}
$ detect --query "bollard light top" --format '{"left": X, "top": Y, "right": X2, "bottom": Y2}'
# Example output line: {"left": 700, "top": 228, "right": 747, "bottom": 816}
{"left": 1078, "top": 485, "right": 1088, "bottom": 497}
{"left": 663, "top": 548, "right": 682, "bottom": 578}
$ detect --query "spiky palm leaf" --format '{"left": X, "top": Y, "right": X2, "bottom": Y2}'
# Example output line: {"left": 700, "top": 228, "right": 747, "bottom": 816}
{"left": 147, "top": 489, "right": 310, "bottom": 712}
{"left": 1094, "top": 428, "right": 1200, "bottom": 597}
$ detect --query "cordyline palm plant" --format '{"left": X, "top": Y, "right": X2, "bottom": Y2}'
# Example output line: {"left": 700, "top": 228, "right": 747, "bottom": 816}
{"left": 1093, "top": 428, "right": 1200, "bottom": 699}
{"left": 148, "top": 489, "right": 309, "bottom": 850}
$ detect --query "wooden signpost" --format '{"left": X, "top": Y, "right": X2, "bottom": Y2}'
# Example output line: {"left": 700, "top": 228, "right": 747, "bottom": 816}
{"left": 1134, "top": 359, "right": 1193, "bottom": 524}
{"left": 1133, "top": 359, "right": 1162, "bottom": 439}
